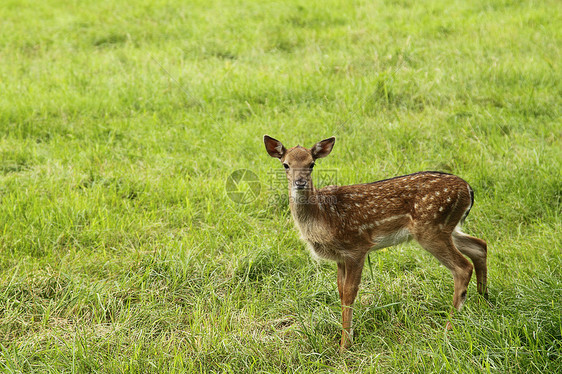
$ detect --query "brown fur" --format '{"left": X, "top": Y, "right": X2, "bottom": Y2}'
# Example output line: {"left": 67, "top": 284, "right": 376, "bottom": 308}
{"left": 264, "top": 135, "right": 488, "bottom": 351}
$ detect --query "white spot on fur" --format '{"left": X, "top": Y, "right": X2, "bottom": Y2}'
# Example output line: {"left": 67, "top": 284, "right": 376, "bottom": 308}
{"left": 358, "top": 224, "right": 370, "bottom": 233}
{"left": 374, "top": 214, "right": 409, "bottom": 225}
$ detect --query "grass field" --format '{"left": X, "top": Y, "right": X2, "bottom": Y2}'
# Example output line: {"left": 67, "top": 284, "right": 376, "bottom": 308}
{"left": 1, "top": 0, "right": 561, "bottom": 372}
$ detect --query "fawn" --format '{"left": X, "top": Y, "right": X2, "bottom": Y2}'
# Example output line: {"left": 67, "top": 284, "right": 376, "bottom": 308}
{"left": 263, "top": 135, "right": 488, "bottom": 351}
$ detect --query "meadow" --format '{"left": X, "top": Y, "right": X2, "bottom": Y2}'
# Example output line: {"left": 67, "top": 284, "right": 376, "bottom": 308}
{"left": 0, "top": 0, "right": 561, "bottom": 372}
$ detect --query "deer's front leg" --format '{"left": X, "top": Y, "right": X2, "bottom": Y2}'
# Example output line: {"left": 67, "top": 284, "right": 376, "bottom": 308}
{"left": 340, "top": 257, "right": 365, "bottom": 352}
{"left": 337, "top": 262, "right": 345, "bottom": 301}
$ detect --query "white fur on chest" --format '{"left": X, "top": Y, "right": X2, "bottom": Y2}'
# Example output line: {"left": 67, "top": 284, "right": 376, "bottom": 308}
{"left": 292, "top": 213, "right": 333, "bottom": 245}
{"left": 291, "top": 208, "right": 342, "bottom": 261}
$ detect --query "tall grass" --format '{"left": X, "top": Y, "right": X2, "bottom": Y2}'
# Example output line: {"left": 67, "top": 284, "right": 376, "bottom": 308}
{"left": 1, "top": 0, "right": 560, "bottom": 372}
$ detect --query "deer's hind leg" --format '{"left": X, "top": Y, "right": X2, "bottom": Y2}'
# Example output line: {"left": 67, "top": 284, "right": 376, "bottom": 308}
{"left": 453, "top": 229, "right": 488, "bottom": 297}
{"left": 414, "top": 232, "right": 474, "bottom": 311}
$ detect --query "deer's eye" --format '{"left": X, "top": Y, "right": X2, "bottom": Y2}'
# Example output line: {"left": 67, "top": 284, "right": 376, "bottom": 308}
{"left": 283, "top": 163, "right": 289, "bottom": 169}
{"left": 310, "top": 163, "right": 315, "bottom": 169}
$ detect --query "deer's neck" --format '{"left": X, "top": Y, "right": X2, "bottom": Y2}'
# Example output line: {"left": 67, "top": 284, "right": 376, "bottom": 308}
{"left": 288, "top": 184, "right": 337, "bottom": 249}
{"left": 288, "top": 185, "right": 321, "bottom": 224}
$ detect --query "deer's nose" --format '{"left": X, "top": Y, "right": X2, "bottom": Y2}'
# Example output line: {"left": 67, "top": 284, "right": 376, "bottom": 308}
{"left": 294, "top": 179, "right": 307, "bottom": 189}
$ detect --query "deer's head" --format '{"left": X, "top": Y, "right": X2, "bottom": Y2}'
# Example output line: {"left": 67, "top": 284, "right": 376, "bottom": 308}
{"left": 264, "top": 135, "right": 335, "bottom": 192}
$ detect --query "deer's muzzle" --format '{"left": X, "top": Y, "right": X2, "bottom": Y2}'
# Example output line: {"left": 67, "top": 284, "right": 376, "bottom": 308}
{"left": 294, "top": 179, "right": 307, "bottom": 190}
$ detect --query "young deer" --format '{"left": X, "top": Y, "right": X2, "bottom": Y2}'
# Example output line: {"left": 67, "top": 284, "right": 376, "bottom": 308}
{"left": 263, "top": 135, "right": 488, "bottom": 351}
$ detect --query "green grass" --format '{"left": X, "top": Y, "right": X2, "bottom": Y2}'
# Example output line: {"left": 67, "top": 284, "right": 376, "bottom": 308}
{"left": 1, "top": 0, "right": 561, "bottom": 372}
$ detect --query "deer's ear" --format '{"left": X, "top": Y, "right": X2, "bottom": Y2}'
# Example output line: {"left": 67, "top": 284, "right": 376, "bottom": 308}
{"left": 311, "top": 137, "right": 335, "bottom": 159}
{"left": 264, "top": 135, "right": 286, "bottom": 159}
